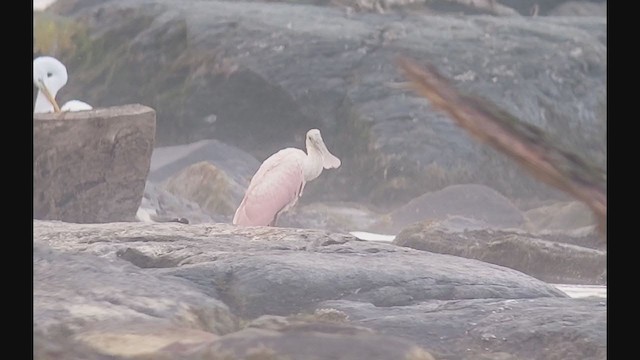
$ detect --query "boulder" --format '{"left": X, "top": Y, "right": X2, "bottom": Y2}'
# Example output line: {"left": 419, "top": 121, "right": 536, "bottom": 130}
{"left": 34, "top": 104, "right": 155, "bottom": 223}
{"left": 394, "top": 219, "right": 606, "bottom": 284}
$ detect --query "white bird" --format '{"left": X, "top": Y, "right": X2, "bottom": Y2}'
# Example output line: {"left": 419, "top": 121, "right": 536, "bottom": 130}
{"left": 233, "top": 129, "right": 341, "bottom": 226}
{"left": 33, "top": 56, "right": 93, "bottom": 114}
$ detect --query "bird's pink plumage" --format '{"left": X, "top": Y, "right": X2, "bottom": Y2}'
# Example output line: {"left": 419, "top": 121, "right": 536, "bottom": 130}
{"left": 233, "top": 148, "right": 306, "bottom": 226}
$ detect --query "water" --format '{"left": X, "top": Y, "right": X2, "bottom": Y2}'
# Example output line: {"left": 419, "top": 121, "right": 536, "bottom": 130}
{"left": 350, "top": 231, "right": 607, "bottom": 299}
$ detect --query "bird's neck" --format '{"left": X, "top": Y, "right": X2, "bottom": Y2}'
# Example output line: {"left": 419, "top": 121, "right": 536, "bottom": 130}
{"left": 303, "top": 146, "right": 324, "bottom": 181}
{"left": 34, "top": 90, "right": 54, "bottom": 113}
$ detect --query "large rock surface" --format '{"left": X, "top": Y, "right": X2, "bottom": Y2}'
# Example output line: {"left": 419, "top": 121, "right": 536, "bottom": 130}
{"left": 36, "top": 0, "right": 606, "bottom": 209}
{"left": 33, "top": 104, "right": 156, "bottom": 223}
{"left": 35, "top": 220, "right": 566, "bottom": 318}
{"left": 34, "top": 220, "right": 605, "bottom": 359}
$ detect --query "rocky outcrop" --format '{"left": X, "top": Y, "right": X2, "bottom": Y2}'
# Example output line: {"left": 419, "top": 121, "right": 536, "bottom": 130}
{"left": 34, "top": 220, "right": 605, "bottom": 359}
{"left": 36, "top": 0, "right": 606, "bottom": 208}
{"left": 33, "top": 104, "right": 156, "bottom": 223}
{"left": 394, "top": 219, "right": 606, "bottom": 284}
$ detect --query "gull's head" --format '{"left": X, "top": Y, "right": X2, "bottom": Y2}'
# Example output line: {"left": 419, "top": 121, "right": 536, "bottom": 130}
{"left": 306, "top": 128, "right": 341, "bottom": 169}
{"left": 33, "top": 56, "right": 68, "bottom": 113}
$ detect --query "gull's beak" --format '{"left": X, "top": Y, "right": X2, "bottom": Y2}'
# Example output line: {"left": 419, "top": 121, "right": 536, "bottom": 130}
{"left": 38, "top": 79, "right": 61, "bottom": 113}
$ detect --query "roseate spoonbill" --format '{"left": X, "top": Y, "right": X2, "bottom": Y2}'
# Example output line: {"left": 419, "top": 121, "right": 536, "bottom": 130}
{"left": 33, "top": 56, "right": 93, "bottom": 114}
{"left": 233, "top": 129, "right": 341, "bottom": 226}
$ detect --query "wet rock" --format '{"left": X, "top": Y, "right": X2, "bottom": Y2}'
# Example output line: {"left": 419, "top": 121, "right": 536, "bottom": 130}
{"left": 394, "top": 219, "right": 606, "bottom": 284}
{"left": 33, "top": 104, "right": 155, "bottom": 223}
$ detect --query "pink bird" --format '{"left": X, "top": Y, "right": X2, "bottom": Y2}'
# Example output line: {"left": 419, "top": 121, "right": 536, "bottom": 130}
{"left": 233, "top": 129, "right": 341, "bottom": 226}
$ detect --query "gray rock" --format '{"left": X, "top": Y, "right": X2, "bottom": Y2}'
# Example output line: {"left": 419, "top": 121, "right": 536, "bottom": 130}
{"left": 394, "top": 219, "right": 606, "bottom": 284}
{"left": 370, "top": 184, "right": 526, "bottom": 234}
{"left": 38, "top": 0, "right": 606, "bottom": 209}
{"left": 33, "top": 241, "right": 238, "bottom": 336}
{"left": 35, "top": 219, "right": 606, "bottom": 359}
{"left": 33, "top": 104, "right": 155, "bottom": 223}
{"left": 35, "top": 220, "right": 566, "bottom": 321}
{"left": 318, "top": 297, "right": 606, "bottom": 360}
